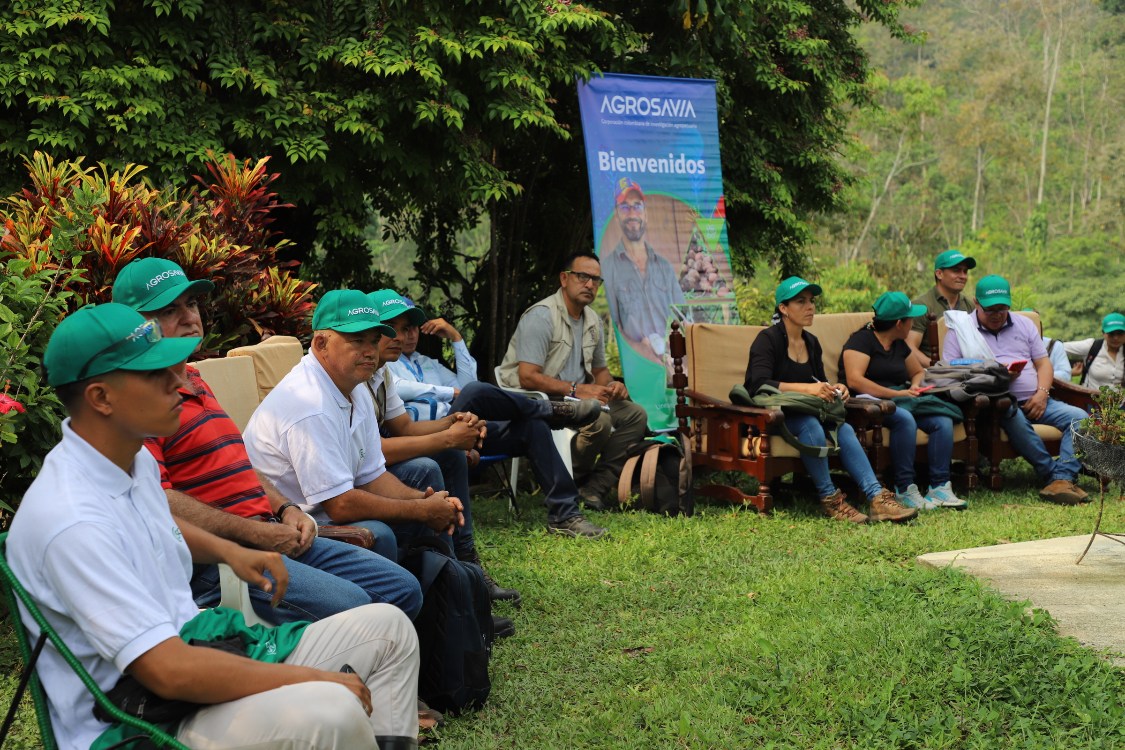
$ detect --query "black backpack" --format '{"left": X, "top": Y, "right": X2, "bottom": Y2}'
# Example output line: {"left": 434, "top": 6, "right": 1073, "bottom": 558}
{"left": 616, "top": 436, "right": 694, "bottom": 516}
{"left": 398, "top": 536, "right": 494, "bottom": 715}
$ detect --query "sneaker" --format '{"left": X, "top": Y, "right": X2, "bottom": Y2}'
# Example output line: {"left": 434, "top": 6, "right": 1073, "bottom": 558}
{"left": 818, "top": 490, "right": 868, "bottom": 524}
{"left": 547, "top": 514, "right": 608, "bottom": 539}
{"left": 896, "top": 484, "right": 937, "bottom": 510}
{"left": 492, "top": 615, "right": 515, "bottom": 640}
{"left": 545, "top": 398, "right": 603, "bottom": 429}
{"left": 1039, "top": 479, "right": 1090, "bottom": 505}
{"left": 481, "top": 569, "right": 522, "bottom": 607}
{"left": 925, "top": 481, "right": 968, "bottom": 510}
{"left": 867, "top": 488, "right": 918, "bottom": 523}
{"left": 578, "top": 487, "right": 608, "bottom": 512}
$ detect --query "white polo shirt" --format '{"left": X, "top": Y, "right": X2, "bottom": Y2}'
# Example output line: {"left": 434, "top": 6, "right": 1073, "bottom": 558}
{"left": 8, "top": 420, "right": 198, "bottom": 750}
{"left": 244, "top": 352, "right": 387, "bottom": 521}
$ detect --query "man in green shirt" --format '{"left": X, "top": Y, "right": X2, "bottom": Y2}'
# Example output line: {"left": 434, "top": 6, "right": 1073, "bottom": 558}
{"left": 907, "top": 249, "right": 977, "bottom": 367}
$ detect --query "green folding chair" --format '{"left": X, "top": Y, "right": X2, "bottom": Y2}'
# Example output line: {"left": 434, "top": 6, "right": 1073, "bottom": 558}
{"left": 0, "top": 532, "right": 189, "bottom": 750}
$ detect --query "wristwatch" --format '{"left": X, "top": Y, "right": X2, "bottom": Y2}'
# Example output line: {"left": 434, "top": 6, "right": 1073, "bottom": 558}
{"left": 569, "top": 381, "right": 578, "bottom": 398}
{"left": 275, "top": 502, "right": 301, "bottom": 522}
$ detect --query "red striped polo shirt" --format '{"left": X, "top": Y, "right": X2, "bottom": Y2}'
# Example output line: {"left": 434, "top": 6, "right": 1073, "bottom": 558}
{"left": 145, "top": 365, "right": 273, "bottom": 518}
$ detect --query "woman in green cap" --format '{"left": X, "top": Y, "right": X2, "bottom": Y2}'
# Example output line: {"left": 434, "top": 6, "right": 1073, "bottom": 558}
{"left": 744, "top": 277, "right": 917, "bottom": 524}
{"left": 841, "top": 291, "right": 967, "bottom": 510}
{"left": 1064, "top": 312, "right": 1125, "bottom": 390}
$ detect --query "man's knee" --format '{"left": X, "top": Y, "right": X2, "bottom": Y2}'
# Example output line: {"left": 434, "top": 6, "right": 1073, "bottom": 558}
{"left": 273, "top": 682, "right": 373, "bottom": 744}
{"left": 390, "top": 457, "right": 444, "bottom": 491}
{"left": 612, "top": 401, "right": 648, "bottom": 433}
{"left": 583, "top": 410, "right": 613, "bottom": 439}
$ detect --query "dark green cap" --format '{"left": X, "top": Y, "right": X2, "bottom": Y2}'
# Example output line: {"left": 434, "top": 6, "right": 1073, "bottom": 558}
{"left": 312, "top": 290, "right": 396, "bottom": 335}
{"left": 1103, "top": 312, "right": 1125, "bottom": 334}
{"left": 45, "top": 303, "right": 200, "bottom": 386}
{"left": 369, "top": 289, "right": 427, "bottom": 325}
{"left": 934, "top": 249, "right": 977, "bottom": 270}
{"left": 975, "top": 275, "right": 1012, "bottom": 308}
{"left": 112, "top": 258, "right": 215, "bottom": 312}
{"left": 873, "top": 291, "right": 927, "bottom": 321}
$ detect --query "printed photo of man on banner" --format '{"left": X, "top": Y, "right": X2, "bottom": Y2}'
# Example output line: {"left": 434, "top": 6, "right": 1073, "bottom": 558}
{"left": 577, "top": 73, "right": 736, "bottom": 431}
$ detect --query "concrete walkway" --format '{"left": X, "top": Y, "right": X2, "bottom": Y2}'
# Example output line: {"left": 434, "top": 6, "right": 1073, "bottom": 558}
{"left": 918, "top": 534, "right": 1125, "bottom": 664}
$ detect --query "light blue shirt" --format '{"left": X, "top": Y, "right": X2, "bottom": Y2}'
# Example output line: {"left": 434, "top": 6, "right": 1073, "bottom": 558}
{"left": 385, "top": 341, "right": 478, "bottom": 420}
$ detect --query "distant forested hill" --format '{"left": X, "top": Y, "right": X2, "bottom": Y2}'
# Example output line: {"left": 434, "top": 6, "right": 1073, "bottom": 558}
{"left": 806, "top": 0, "right": 1125, "bottom": 340}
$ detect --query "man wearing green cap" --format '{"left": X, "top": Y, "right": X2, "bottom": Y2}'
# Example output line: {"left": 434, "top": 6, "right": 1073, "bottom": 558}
{"left": 10, "top": 302, "right": 421, "bottom": 750}
{"left": 944, "top": 275, "right": 1090, "bottom": 505}
{"left": 244, "top": 290, "right": 466, "bottom": 559}
{"left": 1064, "top": 312, "right": 1125, "bottom": 389}
{"left": 112, "top": 258, "right": 424, "bottom": 625}
{"left": 907, "top": 249, "right": 977, "bottom": 367}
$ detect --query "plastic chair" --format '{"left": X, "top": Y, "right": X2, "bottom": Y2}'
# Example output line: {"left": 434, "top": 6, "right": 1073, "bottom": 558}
{"left": 0, "top": 532, "right": 190, "bottom": 750}
{"left": 491, "top": 368, "right": 575, "bottom": 492}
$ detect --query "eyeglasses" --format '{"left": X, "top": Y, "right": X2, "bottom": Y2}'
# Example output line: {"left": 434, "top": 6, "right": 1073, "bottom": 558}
{"left": 980, "top": 306, "right": 1010, "bottom": 316}
{"left": 616, "top": 202, "right": 645, "bottom": 215}
{"left": 76, "top": 318, "right": 163, "bottom": 380}
{"left": 565, "top": 270, "right": 603, "bottom": 287}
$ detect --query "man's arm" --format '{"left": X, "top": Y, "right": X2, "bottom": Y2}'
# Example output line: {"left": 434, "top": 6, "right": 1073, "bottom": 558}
{"left": 518, "top": 361, "right": 611, "bottom": 402}
{"left": 1021, "top": 356, "right": 1053, "bottom": 420}
{"left": 379, "top": 412, "right": 481, "bottom": 464}
{"left": 592, "top": 366, "right": 628, "bottom": 401}
{"left": 166, "top": 489, "right": 303, "bottom": 556}
{"left": 255, "top": 471, "right": 315, "bottom": 556}
{"left": 319, "top": 471, "right": 463, "bottom": 533}
{"left": 905, "top": 330, "right": 932, "bottom": 368}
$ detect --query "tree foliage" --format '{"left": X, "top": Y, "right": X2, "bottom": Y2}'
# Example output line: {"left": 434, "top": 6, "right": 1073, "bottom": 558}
{"left": 0, "top": 0, "right": 920, "bottom": 369}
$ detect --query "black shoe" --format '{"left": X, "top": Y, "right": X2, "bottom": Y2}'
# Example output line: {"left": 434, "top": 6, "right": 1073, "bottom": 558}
{"left": 547, "top": 514, "right": 608, "bottom": 539}
{"left": 544, "top": 398, "right": 603, "bottom": 429}
{"left": 492, "top": 615, "right": 515, "bottom": 640}
{"left": 482, "top": 569, "right": 522, "bottom": 607}
{"left": 579, "top": 488, "right": 608, "bottom": 512}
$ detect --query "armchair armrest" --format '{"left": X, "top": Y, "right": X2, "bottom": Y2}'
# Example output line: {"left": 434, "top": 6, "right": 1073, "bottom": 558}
{"left": 1051, "top": 378, "right": 1096, "bottom": 412}
{"left": 681, "top": 388, "right": 785, "bottom": 424}
{"left": 318, "top": 525, "right": 376, "bottom": 549}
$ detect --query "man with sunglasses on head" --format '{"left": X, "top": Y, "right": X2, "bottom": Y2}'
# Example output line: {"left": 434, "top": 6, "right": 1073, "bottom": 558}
{"left": 601, "top": 177, "right": 685, "bottom": 365}
{"left": 942, "top": 275, "right": 1090, "bottom": 505}
{"left": 498, "top": 251, "right": 648, "bottom": 533}
{"left": 10, "top": 302, "right": 420, "bottom": 750}
{"left": 112, "top": 258, "right": 422, "bottom": 625}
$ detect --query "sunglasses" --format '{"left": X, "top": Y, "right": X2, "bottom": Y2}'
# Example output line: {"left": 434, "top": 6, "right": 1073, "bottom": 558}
{"left": 76, "top": 319, "right": 163, "bottom": 380}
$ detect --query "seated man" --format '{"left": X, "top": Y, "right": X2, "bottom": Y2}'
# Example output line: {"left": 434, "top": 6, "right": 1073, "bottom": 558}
{"left": 375, "top": 290, "right": 607, "bottom": 541}
{"left": 907, "top": 249, "right": 977, "bottom": 368}
{"left": 11, "top": 302, "right": 419, "bottom": 750}
{"left": 384, "top": 304, "right": 476, "bottom": 421}
{"left": 943, "top": 275, "right": 1090, "bottom": 505}
{"left": 111, "top": 257, "right": 422, "bottom": 623}
{"left": 497, "top": 251, "right": 649, "bottom": 523}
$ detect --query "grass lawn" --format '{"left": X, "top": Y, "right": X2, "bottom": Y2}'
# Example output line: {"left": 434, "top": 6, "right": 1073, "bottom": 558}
{"left": 3, "top": 461, "right": 1125, "bottom": 748}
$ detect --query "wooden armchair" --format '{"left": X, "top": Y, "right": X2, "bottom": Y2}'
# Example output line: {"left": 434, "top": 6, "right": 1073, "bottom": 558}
{"left": 668, "top": 314, "right": 890, "bottom": 513}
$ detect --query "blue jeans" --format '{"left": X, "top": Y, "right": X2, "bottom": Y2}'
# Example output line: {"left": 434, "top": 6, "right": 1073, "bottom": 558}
{"left": 785, "top": 415, "right": 882, "bottom": 500}
{"left": 999, "top": 397, "right": 1088, "bottom": 482}
{"left": 190, "top": 536, "right": 422, "bottom": 624}
{"left": 452, "top": 381, "right": 584, "bottom": 523}
{"left": 883, "top": 409, "right": 954, "bottom": 490}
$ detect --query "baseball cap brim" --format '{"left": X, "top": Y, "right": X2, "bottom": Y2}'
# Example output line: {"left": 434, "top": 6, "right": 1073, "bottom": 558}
{"left": 380, "top": 306, "right": 427, "bottom": 326}
{"left": 73, "top": 336, "right": 202, "bottom": 385}
{"left": 907, "top": 303, "right": 928, "bottom": 318}
{"left": 330, "top": 320, "right": 397, "bottom": 336}
{"left": 136, "top": 278, "right": 215, "bottom": 313}
{"left": 778, "top": 281, "right": 823, "bottom": 304}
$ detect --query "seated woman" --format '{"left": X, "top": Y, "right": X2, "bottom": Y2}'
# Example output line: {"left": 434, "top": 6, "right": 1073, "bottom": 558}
{"left": 744, "top": 277, "right": 917, "bottom": 524}
{"left": 841, "top": 291, "right": 968, "bottom": 510}
{"left": 1064, "top": 312, "right": 1125, "bottom": 390}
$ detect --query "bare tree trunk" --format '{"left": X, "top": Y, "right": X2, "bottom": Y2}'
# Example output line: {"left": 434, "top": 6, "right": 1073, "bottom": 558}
{"left": 972, "top": 144, "right": 986, "bottom": 232}
{"left": 1037, "top": 36, "right": 1062, "bottom": 205}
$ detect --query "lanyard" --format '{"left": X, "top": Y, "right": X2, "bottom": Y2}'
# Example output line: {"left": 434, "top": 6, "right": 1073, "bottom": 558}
{"left": 404, "top": 355, "right": 425, "bottom": 382}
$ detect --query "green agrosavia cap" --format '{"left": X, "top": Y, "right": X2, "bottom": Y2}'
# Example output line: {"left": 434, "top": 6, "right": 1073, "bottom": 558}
{"left": 775, "top": 276, "right": 823, "bottom": 305}
{"left": 112, "top": 257, "right": 215, "bottom": 312}
{"left": 312, "top": 290, "right": 396, "bottom": 335}
{"left": 975, "top": 275, "right": 1012, "bottom": 308}
{"left": 934, "top": 249, "right": 977, "bottom": 270}
{"left": 1103, "top": 312, "right": 1125, "bottom": 333}
{"left": 873, "top": 291, "right": 927, "bottom": 321}
{"left": 369, "top": 289, "right": 428, "bottom": 325}
{"left": 45, "top": 303, "right": 200, "bottom": 386}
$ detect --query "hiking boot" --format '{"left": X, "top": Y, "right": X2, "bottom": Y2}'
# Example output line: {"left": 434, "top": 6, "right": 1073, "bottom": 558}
{"left": 818, "top": 490, "right": 868, "bottom": 524}
{"left": 925, "top": 481, "right": 968, "bottom": 510}
{"left": 545, "top": 398, "right": 604, "bottom": 429}
{"left": 492, "top": 615, "right": 515, "bottom": 640}
{"left": 896, "top": 483, "right": 937, "bottom": 510}
{"left": 578, "top": 487, "right": 608, "bottom": 512}
{"left": 1039, "top": 479, "right": 1090, "bottom": 505}
{"left": 867, "top": 489, "right": 918, "bottom": 523}
{"left": 460, "top": 551, "right": 522, "bottom": 606}
{"left": 418, "top": 698, "right": 444, "bottom": 730}
{"left": 547, "top": 514, "right": 608, "bottom": 539}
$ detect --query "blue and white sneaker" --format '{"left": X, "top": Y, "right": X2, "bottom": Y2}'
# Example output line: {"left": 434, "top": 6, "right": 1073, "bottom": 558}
{"left": 896, "top": 484, "right": 937, "bottom": 510}
{"left": 925, "top": 482, "right": 968, "bottom": 510}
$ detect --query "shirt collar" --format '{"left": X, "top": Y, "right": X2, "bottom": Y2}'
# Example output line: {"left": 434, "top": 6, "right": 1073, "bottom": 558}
{"left": 975, "top": 313, "right": 1014, "bottom": 334}
{"left": 305, "top": 351, "right": 352, "bottom": 410}
{"left": 60, "top": 418, "right": 137, "bottom": 497}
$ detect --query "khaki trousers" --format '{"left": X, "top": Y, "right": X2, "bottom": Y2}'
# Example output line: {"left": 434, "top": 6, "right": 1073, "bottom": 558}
{"left": 573, "top": 399, "right": 649, "bottom": 495}
{"left": 176, "top": 603, "right": 419, "bottom": 749}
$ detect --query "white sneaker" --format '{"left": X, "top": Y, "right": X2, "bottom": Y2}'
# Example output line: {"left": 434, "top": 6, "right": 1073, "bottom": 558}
{"left": 926, "top": 482, "right": 968, "bottom": 510}
{"left": 896, "top": 484, "right": 937, "bottom": 510}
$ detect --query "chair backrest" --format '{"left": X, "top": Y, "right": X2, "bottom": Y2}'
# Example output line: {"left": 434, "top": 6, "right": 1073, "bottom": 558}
{"left": 227, "top": 335, "right": 304, "bottom": 402}
{"left": 191, "top": 356, "right": 260, "bottom": 431}
{"left": 0, "top": 533, "right": 188, "bottom": 750}
{"left": 807, "top": 312, "right": 875, "bottom": 384}
{"left": 934, "top": 310, "right": 1040, "bottom": 361}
